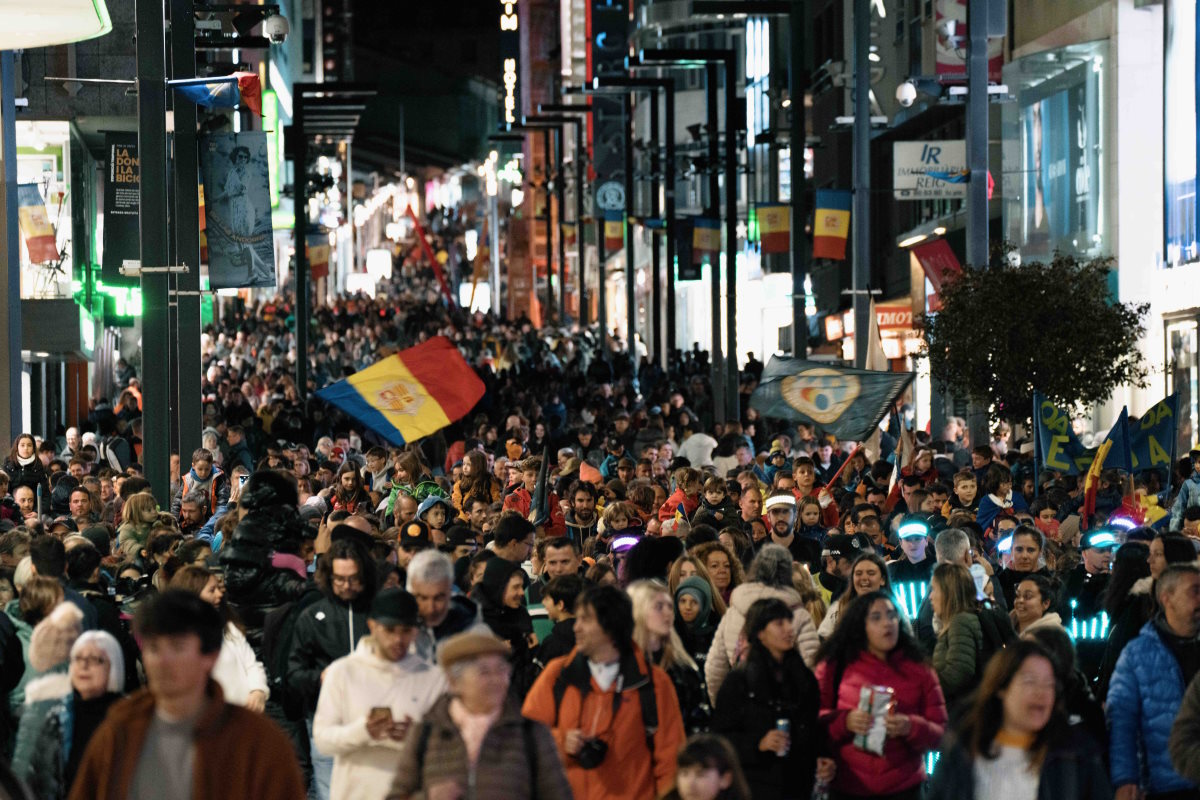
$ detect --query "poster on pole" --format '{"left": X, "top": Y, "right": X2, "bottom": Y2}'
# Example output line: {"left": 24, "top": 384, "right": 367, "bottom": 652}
{"left": 16, "top": 184, "right": 59, "bottom": 265}
{"left": 200, "top": 131, "right": 276, "bottom": 288}
{"left": 102, "top": 133, "right": 140, "bottom": 286}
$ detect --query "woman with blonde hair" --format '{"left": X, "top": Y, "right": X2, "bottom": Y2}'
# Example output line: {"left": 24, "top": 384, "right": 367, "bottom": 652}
{"left": 930, "top": 562, "right": 984, "bottom": 711}
{"left": 629, "top": 579, "right": 710, "bottom": 734}
{"left": 116, "top": 491, "right": 159, "bottom": 559}
{"left": 792, "top": 563, "right": 828, "bottom": 628}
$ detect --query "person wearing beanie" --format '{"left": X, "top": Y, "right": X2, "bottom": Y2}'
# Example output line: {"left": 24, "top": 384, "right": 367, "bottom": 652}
{"left": 675, "top": 576, "right": 718, "bottom": 667}
{"left": 470, "top": 557, "right": 537, "bottom": 698}
{"left": 313, "top": 588, "right": 448, "bottom": 800}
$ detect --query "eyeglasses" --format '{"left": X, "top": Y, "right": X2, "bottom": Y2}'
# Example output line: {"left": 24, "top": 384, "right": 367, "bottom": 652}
{"left": 71, "top": 655, "right": 109, "bottom": 668}
{"left": 331, "top": 574, "right": 363, "bottom": 587}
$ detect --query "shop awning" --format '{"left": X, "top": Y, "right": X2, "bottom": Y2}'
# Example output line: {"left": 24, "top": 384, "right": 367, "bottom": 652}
{"left": 0, "top": 0, "right": 111, "bottom": 50}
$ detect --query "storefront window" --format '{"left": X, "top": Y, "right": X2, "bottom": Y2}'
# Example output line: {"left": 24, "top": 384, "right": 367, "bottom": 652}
{"left": 1167, "top": 318, "right": 1199, "bottom": 455}
{"left": 16, "top": 121, "right": 73, "bottom": 299}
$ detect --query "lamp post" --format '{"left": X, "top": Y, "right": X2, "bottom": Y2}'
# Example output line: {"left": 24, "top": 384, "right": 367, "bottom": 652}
{"left": 638, "top": 48, "right": 739, "bottom": 422}
{"left": 537, "top": 104, "right": 593, "bottom": 332}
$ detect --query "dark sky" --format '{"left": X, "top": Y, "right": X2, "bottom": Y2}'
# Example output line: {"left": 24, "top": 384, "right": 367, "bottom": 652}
{"left": 350, "top": 0, "right": 499, "bottom": 82}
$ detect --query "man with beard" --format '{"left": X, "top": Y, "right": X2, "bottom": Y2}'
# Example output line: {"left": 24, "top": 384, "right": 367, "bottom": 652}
{"left": 562, "top": 480, "right": 599, "bottom": 544}
{"left": 763, "top": 492, "right": 820, "bottom": 573}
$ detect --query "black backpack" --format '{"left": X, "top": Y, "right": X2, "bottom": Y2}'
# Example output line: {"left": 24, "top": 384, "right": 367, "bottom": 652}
{"left": 974, "top": 600, "right": 1016, "bottom": 680}
{"left": 550, "top": 652, "right": 659, "bottom": 763}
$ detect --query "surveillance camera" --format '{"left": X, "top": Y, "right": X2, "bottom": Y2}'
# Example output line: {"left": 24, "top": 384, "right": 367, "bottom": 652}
{"left": 895, "top": 81, "right": 918, "bottom": 108}
{"left": 936, "top": 19, "right": 957, "bottom": 41}
{"left": 263, "top": 13, "right": 289, "bottom": 44}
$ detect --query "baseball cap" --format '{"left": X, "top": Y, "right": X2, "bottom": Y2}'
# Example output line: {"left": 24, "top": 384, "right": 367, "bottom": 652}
{"left": 49, "top": 516, "right": 78, "bottom": 533}
{"left": 763, "top": 494, "right": 797, "bottom": 512}
{"left": 897, "top": 516, "right": 931, "bottom": 540}
{"left": 823, "top": 533, "right": 871, "bottom": 559}
{"left": 445, "top": 526, "right": 478, "bottom": 548}
{"left": 1081, "top": 529, "right": 1119, "bottom": 551}
{"left": 398, "top": 520, "right": 432, "bottom": 550}
{"left": 369, "top": 588, "right": 420, "bottom": 627}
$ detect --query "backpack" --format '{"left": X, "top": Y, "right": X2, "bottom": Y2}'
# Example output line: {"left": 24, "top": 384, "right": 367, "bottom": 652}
{"left": 261, "top": 592, "right": 320, "bottom": 720}
{"left": 974, "top": 600, "right": 1016, "bottom": 680}
{"left": 414, "top": 714, "right": 539, "bottom": 799}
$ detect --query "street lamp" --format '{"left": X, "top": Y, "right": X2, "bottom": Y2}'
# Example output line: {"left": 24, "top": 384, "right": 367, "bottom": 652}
{"left": 536, "top": 103, "right": 592, "bottom": 333}
{"left": 636, "top": 48, "right": 739, "bottom": 423}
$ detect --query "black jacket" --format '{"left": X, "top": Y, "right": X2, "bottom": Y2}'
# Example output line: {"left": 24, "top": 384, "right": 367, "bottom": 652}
{"left": 2, "top": 458, "right": 47, "bottom": 493}
{"left": 996, "top": 566, "right": 1053, "bottom": 609}
{"left": 928, "top": 727, "right": 1111, "bottom": 800}
{"left": 537, "top": 618, "right": 577, "bottom": 667}
{"left": 285, "top": 591, "right": 372, "bottom": 713}
{"left": 711, "top": 649, "right": 821, "bottom": 799}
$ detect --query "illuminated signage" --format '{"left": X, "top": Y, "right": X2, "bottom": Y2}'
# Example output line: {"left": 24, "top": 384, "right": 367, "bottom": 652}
{"left": 499, "top": 1, "right": 520, "bottom": 126}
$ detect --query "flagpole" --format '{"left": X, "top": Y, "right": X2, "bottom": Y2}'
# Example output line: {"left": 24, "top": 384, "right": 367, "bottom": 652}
{"left": 823, "top": 443, "right": 864, "bottom": 490}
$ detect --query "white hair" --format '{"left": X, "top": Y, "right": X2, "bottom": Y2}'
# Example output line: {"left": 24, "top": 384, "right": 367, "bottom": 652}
{"left": 13, "top": 556, "right": 32, "bottom": 591}
{"left": 406, "top": 549, "right": 454, "bottom": 591}
{"left": 71, "top": 630, "right": 126, "bottom": 694}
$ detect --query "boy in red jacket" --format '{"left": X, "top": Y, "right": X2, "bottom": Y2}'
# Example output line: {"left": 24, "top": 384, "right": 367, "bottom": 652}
{"left": 658, "top": 466, "right": 703, "bottom": 522}
{"left": 502, "top": 456, "right": 566, "bottom": 537}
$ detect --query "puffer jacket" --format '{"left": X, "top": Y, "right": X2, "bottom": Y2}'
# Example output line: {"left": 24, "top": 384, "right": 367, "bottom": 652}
{"left": 705, "top": 582, "right": 820, "bottom": 701}
{"left": 285, "top": 592, "right": 372, "bottom": 714}
{"left": 387, "top": 693, "right": 572, "bottom": 800}
{"left": 929, "top": 727, "right": 1111, "bottom": 800}
{"left": 2, "top": 457, "right": 48, "bottom": 493}
{"left": 814, "top": 650, "right": 947, "bottom": 796}
{"left": 1170, "top": 667, "right": 1200, "bottom": 783}
{"left": 932, "top": 611, "right": 982, "bottom": 709}
{"left": 1107, "top": 619, "right": 1197, "bottom": 795}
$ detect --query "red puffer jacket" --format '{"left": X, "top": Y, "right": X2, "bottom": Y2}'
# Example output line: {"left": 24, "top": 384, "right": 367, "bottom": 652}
{"left": 813, "top": 650, "right": 947, "bottom": 796}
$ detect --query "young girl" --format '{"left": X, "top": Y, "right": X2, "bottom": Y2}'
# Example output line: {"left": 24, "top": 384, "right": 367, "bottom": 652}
{"left": 601, "top": 500, "right": 641, "bottom": 537}
{"left": 665, "top": 734, "right": 752, "bottom": 800}
{"left": 697, "top": 477, "right": 739, "bottom": 524}
{"left": 796, "top": 496, "right": 825, "bottom": 541}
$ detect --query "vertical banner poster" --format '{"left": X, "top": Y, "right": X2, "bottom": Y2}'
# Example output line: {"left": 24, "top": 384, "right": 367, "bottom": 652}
{"left": 16, "top": 184, "right": 59, "bottom": 265}
{"left": 200, "top": 131, "right": 276, "bottom": 289}
{"left": 306, "top": 233, "right": 330, "bottom": 281}
{"left": 102, "top": 133, "right": 140, "bottom": 286}
{"left": 590, "top": 0, "right": 628, "bottom": 230}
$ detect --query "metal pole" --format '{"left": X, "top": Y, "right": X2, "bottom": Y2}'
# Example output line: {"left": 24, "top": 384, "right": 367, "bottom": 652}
{"left": 648, "top": 86, "right": 663, "bottom": 369}
{"left": 575, "top": 121, "right": 586, "bottom": 326}
{"left": 543, "top": 128, "right": 553, "bottom": 324}
{"left": 966, "top": 0, "right": 989, "bottom": 269}
{"left": 0, "top": 52, "right": 21, "bottom": 443}
{"left": 170, "top": 0, "right": 201, "bottom": 465}
{"left": 136, "top": 0, "right": 171, "bottom": 505}
{"left": 723, "top": 52, "right": 739, "bottom": 421}
{"left": 790, "top": 0, "right": 809, "bottom": 358}
{"left": 852, "top": 0, "right": 871, "bottom": 369}
{"left": 294, "top": 94, "right": 310, "bottom": 399}
{"left": 664, "top": 80, "right": 677, "bottom": 364}
{"left": 624, "top": 92, "right": 638, "bottom": 389}
{"left": 555, "top": 126, "right": 566, "bottom": 323}
{"left": 597, "top": 215, "right": 608, "bottom": 354}
{"left": 490, "top": 184, "right": 500, "bottom": 317}
{"left": 706, "top": 63, "right": 725, "bottom": 423}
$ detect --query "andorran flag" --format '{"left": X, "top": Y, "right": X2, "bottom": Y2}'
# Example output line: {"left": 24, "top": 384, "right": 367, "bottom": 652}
{"left": 315, "top": 336, "right": 485, "bottom": 446}
{"left": 757, "top": 203, "right": 790, "bottom": 254}
{"left": 692, "top": 217, "right": 720, "bottom": 264}
{"left": 306, "top": 234, "right": 330, "bottom": 281}
{"left": 813, "top": 189, "right": 852, "bottom": 260}
{"left": 17, "top": 184, "right": 58, "bottom": 264}
{"left": 604, "top": 211, "right": 624, "bottom": 252}
{"left": 172, "top": 72, "right": 263, "bottom": 115}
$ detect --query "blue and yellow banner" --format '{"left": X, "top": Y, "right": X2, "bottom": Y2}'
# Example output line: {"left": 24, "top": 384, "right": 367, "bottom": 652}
{"left": 813, "top": 189, "right": 851, "bottom": 260}
{"left": 1033, "top": 392, "right": 1133, "bottom": 475}
{"left": 1130, "top": 394, "right": 1178, "bottom": 473}
{"left": 315, "top": 337, "right": 485, "bottom": 446}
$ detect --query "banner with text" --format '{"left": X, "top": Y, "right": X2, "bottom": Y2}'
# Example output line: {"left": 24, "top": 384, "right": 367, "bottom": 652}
{"left": 102, "top": 133, "right": 140, "bottom": 287}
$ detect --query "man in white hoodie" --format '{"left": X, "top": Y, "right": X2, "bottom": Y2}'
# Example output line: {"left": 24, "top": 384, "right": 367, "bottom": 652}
{"left": 313, "top": 588, "right": 448, "bottom": 800}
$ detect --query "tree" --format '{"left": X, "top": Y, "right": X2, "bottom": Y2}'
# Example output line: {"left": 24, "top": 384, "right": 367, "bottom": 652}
{"left": 917, "top": 250, "right": 1149, "bottom": 423}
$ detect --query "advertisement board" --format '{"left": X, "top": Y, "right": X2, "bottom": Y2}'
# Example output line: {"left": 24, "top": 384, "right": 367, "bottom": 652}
{"left": 893, "top": 140, "right": 967, "bottom": 200}
{"left": 1165, "top": 0, "right": 1197, "bottom": 268}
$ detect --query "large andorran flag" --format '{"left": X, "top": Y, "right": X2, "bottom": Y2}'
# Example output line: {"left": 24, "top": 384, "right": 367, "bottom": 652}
{"left": 315, "top": 337, "right": 484, "bottom": 446}
{"left": 751, "top": 357, "right": 914, "bottom": 442}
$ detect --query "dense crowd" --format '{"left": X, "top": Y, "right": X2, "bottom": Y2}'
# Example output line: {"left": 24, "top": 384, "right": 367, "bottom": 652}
{"left": 2, "top": 248, "right": 1200, "bottom": 800}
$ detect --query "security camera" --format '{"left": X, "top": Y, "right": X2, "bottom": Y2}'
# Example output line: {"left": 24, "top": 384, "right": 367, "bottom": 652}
{"left": 263, "top": 13, "right": 289, "bottom": 44}
{"left": 936, "top": 19, "right": 957, "bottom": 40}
{"left": 895, "top": 81, "right": 918, "bottom": 108}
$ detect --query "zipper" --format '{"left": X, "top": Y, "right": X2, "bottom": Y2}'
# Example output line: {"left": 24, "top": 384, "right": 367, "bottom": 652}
{"left": 348, "top": 606, "right": 354, "bottom": 655}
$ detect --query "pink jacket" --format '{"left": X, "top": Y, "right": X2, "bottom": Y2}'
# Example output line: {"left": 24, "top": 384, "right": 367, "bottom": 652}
{"left": 814, "top": 650, "right": 947, "bottom": 796}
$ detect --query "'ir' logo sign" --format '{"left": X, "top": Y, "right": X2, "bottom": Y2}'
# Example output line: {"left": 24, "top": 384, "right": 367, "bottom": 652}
{"left": 920, "top": 144, "right": 942, "bottom": 164}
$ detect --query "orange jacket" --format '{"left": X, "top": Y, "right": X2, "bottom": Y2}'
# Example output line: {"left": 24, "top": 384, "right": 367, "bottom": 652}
{"left": 522, "top": 647, "right": 686, "bottom": 800}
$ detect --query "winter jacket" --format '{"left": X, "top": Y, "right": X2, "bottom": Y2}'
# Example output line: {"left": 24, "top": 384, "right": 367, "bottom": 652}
{"left": 68, "top": 680, "right": 305, "bottom": 800}
{"left": 2, "top": 457, "right": 48, "bottom": 493}
{"left": 814, "top": 650, "right": 947, "bottom": 796}
{"left": 226, "top": 439, "right": 254, "bottom": 473}
{"left": 410, "top": 594, "right": 490, "bottom": 665}
{"left": 501, "top": 486, "right": 566, "bottom": 536}
{"left": 450, "top": 477, "right": 501, "bottom": 521}
{"left": 1170, "top": 473, "right": 1200, "bottom": 529}
{"left": 1169, "top": 669, "right": 1200, "bottom": 784}
{"left": 1098, "top": 575, "right": 1154, "bottom": 700}
{"left": 1012, "top": 610, "right": 1065, "bottom": 636}
{"left": 711, "top": 651, "right": 821, "bottom": 799}
{"left": 976, "top": 491, "right": 1029, "bottom": 533}
{"left": 387, "top": 693, "right": 572, "bottom": 800}
{"left": 171, "top": 464, "right": 230, "bottom": 517}
{"left": 1107, "top": 619, "right": 1198, "bottom": 795}
{"left": 705, "top": 582, "right": 820, "bottom": 701}
{"left": 932, "top": 611, "right": 982, "bottom": 709}
{"left": 15, "top": 689, "right": 122, "bottom": 800}
{"left": 212, "top": 622, "right": 269, "bottom": 707}
{"left": 12, "top": 668, "right": 72, "bottom": 787}
{"left": 658, "top": 486, "right": 700, "bottom": 522}
{"left": 286, "top": 591, "right": 372, "bottom": 714}
{"left": 928, "top": 727, "right": 1112, "bottom": 800}
{"left": 313, "top": 637, "right": 448, "bottom": 800}
{"left": 996, "top": 566, "right": 1053, "bottom": 609}
{"left": 522, "top": 647, "right": 686, "bottom": 800}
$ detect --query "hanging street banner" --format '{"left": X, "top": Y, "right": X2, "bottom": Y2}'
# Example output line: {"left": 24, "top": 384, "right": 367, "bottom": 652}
{"left": 813, "top": 189, "right": 851, "bottom": 260}
{"left": 692, "top": 217, "right": 720, "bottom": 263}
{"left": 102, "top": 132, "right": 140, "bottom": 287}
{"left": 1033, "top": 392, "right": 1133, "bottom": 475}
{"left": 200, "top": 131, "right": 276, "bottom": 289}
{"left": 751, "top": 357, "right": 914, "bottom": 442}
{"left": 16, "top": 184, "right": 58, "bottom": 265}
{"left": 589, "top": 0, "right": 627, "bottom": 218}
{"left": 1130, "top": 394, "right": 1178, "bottom": 473}
{"left": 757, "top": 203, "right": 790, "bottom": 254}
{"left": 894, "top": 140, "right": 967, "bottom": 200}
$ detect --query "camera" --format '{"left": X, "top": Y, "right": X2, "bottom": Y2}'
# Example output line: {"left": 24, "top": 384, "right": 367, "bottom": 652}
{"left": 895, "top": 81, "right": 918, "bottom": 108}
{"left": 574, "top": 738, "right": 609, "bottom": 769}
{"left": 263, "top": 13, "right": 289, "bottom": 44}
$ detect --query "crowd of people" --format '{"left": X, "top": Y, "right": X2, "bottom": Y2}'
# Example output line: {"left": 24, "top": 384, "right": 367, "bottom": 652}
{"left": 0, "top": 254, "right": 1199, "bottom": 800}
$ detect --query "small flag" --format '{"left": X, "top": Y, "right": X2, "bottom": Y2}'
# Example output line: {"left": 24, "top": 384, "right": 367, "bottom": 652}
{"left": 172, "top": 72, "right": 263, "bottom": 115}
{"left": 604, "top": 211, "right": 624, "bottom": 252}
{"left": 306, "top": 234, "right": 330, "bottom": 280}
{"left": 563, "top": 222, "right": 577, "bottom": 248}
{"left": 17, "top": 184, "right": 58, "bottom": 264}
{"left": 314, "top": 336, "right": 485, "bottom": 446}
{"left": 692, "top": 217, "right": 720, "bottom": 264}
{"left": 813, "top": 189, "right": 852, "bottom": 260}
{"left": 757, "top": 203, "right": 790, "bottom": 254}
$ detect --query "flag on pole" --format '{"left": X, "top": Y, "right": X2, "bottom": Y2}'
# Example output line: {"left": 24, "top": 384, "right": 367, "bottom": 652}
{"left": 306, "top": 234, "right": 330, "bottom": 280}
{"left": 604, "top": 211, "right": 624, "bottom": 252}
{"left": 314, "top": 337, "right": 485, "bottom": 446}
{"left": 16, "top": 184, "right": 58, "bottom": 264}
{"left": 172, "top": 72, "right": 263, "bottom": 115}
{"left": 692, "top": 217, "right": 720, "bottom": 264}
{"left": 757, "top": 203, "right": 790, "bottom": 254}
{"left": 813, "top": 189, "right": 851, "bottom": 260}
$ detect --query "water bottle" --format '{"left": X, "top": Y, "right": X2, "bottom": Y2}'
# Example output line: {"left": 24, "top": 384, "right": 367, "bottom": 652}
{"left": 775, "top": 718, "right": 790, "bottom": 757}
